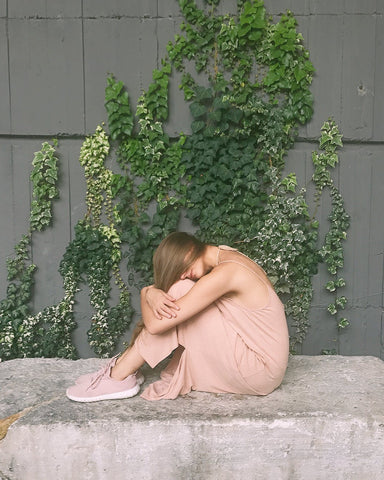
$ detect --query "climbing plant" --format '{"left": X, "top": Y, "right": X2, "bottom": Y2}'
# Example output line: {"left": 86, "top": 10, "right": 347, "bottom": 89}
{"left": 0, "top": 141, "right": 60, "bottom": 360}
{"left": 108, "top": 0, "right": 348, "bottom": 349}
{"left": 312, "top": 119, "right": 350, "bottom": 330}
{"left": 110, "top": 0, "right": 319, "bottom": 347}
{"left": 114, "top": 63, "right": 188, "bottom": 286}
{"left": 0, "top": 0, "right": 350, "bottom": 359}
{"left": 23, "top": 126, "right": 135, "bottom": 358}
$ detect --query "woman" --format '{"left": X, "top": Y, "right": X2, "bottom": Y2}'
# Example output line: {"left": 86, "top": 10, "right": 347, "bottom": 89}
{"left": 66, "top": 232, "right": 289, "bottom": 402}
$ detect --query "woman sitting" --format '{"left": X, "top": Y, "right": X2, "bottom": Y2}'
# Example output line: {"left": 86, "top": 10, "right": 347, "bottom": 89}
{"left": 66, "top": 231, "right": 289, "bottom": 402}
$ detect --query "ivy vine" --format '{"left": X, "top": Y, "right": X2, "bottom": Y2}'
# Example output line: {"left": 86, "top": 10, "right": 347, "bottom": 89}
{"left": 26, "top": 126, "right": 135, "bottom": 358}
{"left": 0, "top": 141, "right": 60, "bottom": 360}
{"left": 164, "top": 0, "right": 318, "bottom": 347}
{"left": 0, "top": 0, "right": 350, "bottom": 359}
{"left": 312, "top": 119, "right": 350, "bottom": 330}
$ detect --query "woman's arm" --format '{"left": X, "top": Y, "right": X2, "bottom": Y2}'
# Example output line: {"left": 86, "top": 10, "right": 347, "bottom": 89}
{"left": 144, "top": 285, "right": 180, "bottom": 319}
{"left": 141, "top": 265, "right": 235, "bottom": 335}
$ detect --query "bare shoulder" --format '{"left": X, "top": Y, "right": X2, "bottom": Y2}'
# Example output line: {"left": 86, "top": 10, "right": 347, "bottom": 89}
{"left": 218, "top": 249, "right": 265, "bottom": 277}
{"left": 215, "top": 252, "right": 271, "bottom": 308}
{"left": 197, "top": 262, "right": 237, "bottom": 288}
{"left": 209, "top": 261, "right": 257, "bottom": 293}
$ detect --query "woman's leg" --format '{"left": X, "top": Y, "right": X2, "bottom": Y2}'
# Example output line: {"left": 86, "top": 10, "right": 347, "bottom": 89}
{"left": 110, "top": 345, "right": 145, "bottom": 381}
{"left": 111, "top": 280, "right": 197, "bottom": 381}
{"left": 120, "top": 279, "right": 196, "bottom": 372}
{"left": 66, "top": 280, "right": 195, "bottom": 402}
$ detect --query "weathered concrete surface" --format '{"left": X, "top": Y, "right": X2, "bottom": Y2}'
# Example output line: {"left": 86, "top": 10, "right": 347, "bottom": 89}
{"left": 0, "top": 356, "right": 384, "bottom": 480}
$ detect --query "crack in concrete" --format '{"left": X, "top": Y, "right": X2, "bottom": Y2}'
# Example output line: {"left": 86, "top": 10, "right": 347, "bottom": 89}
{"left": 0, "top": 395, "right": 63, "bottom": 441}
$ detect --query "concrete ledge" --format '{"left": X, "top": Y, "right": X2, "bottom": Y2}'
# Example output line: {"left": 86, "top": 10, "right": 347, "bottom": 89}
{"left": 1, "top": 356, "right": 384, "bottom": 480}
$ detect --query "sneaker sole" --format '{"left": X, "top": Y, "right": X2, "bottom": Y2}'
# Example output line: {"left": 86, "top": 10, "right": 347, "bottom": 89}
{"left": 66, "top": 383, "right": 140, "bottom": 403}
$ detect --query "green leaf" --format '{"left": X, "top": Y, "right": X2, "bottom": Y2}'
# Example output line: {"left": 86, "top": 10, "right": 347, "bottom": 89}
{"left": 338, "top": 318, "right": 349, "bottom": 329}
{"left": 191, "top": 120, "right": 206, "bottom": 133}
{"left": 190, "top": 102, "right": 207, "bottom": 118}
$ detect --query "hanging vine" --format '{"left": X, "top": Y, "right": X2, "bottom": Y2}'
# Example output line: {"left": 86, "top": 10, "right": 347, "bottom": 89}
{"left": 32, "top": 126, "right": 135, "bottom": 358}
{"left": 115, "top": 63, "right": 188, "bottom": 286}
{"left": 312, "top": 119, "right": 350, "bottom": 330}
{"left": 0, "top": 141, "right": 60, "bottom": 360}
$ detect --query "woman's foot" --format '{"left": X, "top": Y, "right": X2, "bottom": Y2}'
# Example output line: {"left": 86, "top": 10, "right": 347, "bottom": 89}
{"left": 66, "top": 360, "right": 142, "bottom": 403}
{"left": 75, "top": 356, "right": 145, "bottom": 387}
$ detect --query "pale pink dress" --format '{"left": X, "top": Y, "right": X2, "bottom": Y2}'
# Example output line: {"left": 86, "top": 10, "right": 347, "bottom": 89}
{"left": 133, "top": 246, "right": 289, "bottom": 401}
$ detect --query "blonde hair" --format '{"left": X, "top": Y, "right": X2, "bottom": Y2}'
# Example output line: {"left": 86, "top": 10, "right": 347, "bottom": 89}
{"left": 128, "top": 232, "right": 206, "bottom": 347}
{"left": 153, "top": 232, "right": 206, "bottom": 291}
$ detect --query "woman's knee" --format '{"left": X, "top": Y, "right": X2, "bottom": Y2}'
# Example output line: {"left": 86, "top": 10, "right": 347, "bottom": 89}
{"left": 168, "top": 279, "right": 195, "bottom": 299}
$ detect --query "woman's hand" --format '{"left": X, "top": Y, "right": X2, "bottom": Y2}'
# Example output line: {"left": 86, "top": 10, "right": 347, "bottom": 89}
{"left": 144, "top": 286, "right": 179, "bottom": 319}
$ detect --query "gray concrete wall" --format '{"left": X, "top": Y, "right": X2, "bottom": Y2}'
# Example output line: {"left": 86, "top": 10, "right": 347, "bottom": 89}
{"left": 0, "top": 1, "right": 383, "bottom": 358}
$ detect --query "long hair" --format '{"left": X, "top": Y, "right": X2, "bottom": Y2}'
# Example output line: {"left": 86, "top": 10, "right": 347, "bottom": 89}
{"left": 153, "top": 232, "right": 206, "bottom": 291}
{"left": 128, "top": 232, "right": 206, "bottom": 347}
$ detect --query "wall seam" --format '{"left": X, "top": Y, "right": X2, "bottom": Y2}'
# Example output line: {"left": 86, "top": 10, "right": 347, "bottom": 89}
{"left": 156, "top": 0, "right": 160, "bottom": 69}
{"left": 81, "top": 0, "right": 86, "bottom": 134}
{"left": 367, "top": 158, "right": 374, "bottom": 347}
{"left": 1, "top": 133, "right": 384, "bottom": 146}
{"left": 10, "top": 143, "right": 15, "bottom": 249}
{"left": 67, "top": 155, "right": 73, "bottom": 243}
{"left": 7, "top": 14, "right": 379, "bottom": 19}
{"left": 5, "top": 0, "right": 12, "bottom": 133}
{"left": 373, "top": 9, "right": 379, "bottom": 140}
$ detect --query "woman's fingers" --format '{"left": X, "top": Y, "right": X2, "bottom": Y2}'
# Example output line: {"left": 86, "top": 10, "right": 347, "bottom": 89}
{"left": 145, "top": 286, "right": 180, "bottom": 319}
{"left": 155, "top": 293, "right": 179, "bottom": 318}
{"left": 157, "top": 302, "right": 178, "bottom": 319}
{"left": 162, "top": 297, "right": 179, "bottom": 310}
{"left": 162, "top": 293, "right": 178, "bottom": 306}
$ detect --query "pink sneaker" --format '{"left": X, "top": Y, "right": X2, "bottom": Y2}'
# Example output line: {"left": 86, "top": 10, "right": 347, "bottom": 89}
{"left": 66, "top": 362, "right": 140, "bottom": 403}
{"left": 75, "top": 356, "right": 145, "bottom": 387}
{"left": 75, "top": 355, "right": 119, "bottom": 385}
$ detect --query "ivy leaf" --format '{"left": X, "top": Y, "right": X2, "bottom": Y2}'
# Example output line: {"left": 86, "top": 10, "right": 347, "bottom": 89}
{"left": 190, "top": 102, "right": 207, "bottom": 118}
{"left": 338, "top": 318, "right": 349, "bottom": 329}
{"left": 191, "top": 120, "right": 206, "bottom": 133}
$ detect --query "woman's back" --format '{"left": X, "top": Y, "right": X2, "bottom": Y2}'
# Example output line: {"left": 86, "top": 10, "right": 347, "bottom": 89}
{"left": 215, "top": 245, "right": 273, "bottom": 310}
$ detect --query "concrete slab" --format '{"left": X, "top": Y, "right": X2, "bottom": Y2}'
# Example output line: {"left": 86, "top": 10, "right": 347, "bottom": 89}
{"left": 158, "top": 0, "right": 182, "bottom": 18}
{"left": 344, "top": 0, "right": 378, "bottom": 14}
{"left": 83, "top": 17, "right": 157, "bottom": 134}
{"left": 309, "top": 0, "right": 344, "bottom": 14}
{"left": 264, "top": 0, "right": 310, "bottom": 15}
{"left": 306, "top": 14, "right": 343, "bottom": 139}
{"left": 340, "top": 14, "right": 376, "bottom": 140}
{"left": 7, "top": 142, "right": 34, "bottom": 240}
{"left": 339, "top": 307, "right": 383, "bottom": 357}
{"left": 0, "top": 1, "right": 6, "bottom": 17}
{"left": 8, "top": 0, "right": 81, "bottom": 18}
{"left": 1, "top": 356, "right": 384, "bottom": 479}
{"left": 8, "top": 19, "right": 84, "bottom": 135}
{"left": 373, "top": 14, "right": 384, "bottom": 140}
{"left": 0, "top": 19, "right": 10, "bottom": 134}
{"left": 0, "top": 141, "right": 13, "bottom": 294}
{"left": 83, "top": 0, "right": 156, "bottom": 18}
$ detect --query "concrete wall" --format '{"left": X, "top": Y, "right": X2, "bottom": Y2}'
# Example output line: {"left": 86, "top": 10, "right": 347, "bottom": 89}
{"left": 0, "top": 1, "right": 383, "bottom": 358}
